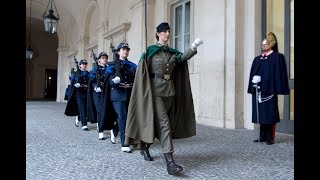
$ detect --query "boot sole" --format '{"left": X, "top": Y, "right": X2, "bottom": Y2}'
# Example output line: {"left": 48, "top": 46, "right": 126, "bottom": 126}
{"left": 168, "top": 168, "right": 182, "bottom": 175}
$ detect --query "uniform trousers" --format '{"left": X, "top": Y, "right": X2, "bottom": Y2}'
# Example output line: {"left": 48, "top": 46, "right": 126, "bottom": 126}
{"left": 259, "top": 124, "right": 274, "bottom": 142}
{"left": 93, "top": 92, "right": 103, "bottom": 132}
{"left": 112, "top": 101, "right": 129, "bottom": 147}
{"left": 153, "top": 96, "right": 174, "bottom": 154}
{"left": 75, "top": 90, "right": 87, "bottom": 126}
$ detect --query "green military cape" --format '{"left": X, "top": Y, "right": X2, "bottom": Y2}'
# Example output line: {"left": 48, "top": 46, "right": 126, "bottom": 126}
{"left": 124, "top": 45, "right": 196, "bottom": 149}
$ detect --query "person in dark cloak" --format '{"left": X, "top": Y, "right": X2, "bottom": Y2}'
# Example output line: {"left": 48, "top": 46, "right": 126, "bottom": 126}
{"left": 65, "top": 59, "right": 91, "bottom": 131}
{"left": 87, "top": 51, "right": 113, "bottom": 139}
{"left": 99, "top": 42, "right": 137, "bottom": 153}
{"left": 247, "top": 32, "right": 290, "bottom": 145}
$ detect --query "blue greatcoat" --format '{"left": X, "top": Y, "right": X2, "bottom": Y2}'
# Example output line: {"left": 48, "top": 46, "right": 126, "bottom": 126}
{"left": 65, "top": 70, "right": 90, "bottom": 117}
{"left": 86, "top": 65, "right": 106, "bottom": 124}
{"left": 99, "top": 59, "right": 137, "bottom": 132}
{"left": 247, "top": 52, "right": 289, "bottom": 124}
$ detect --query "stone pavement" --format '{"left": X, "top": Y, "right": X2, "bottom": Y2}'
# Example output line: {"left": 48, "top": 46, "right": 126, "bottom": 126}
{"left": 26, "top": 101, "right": 294, "bottom": 180}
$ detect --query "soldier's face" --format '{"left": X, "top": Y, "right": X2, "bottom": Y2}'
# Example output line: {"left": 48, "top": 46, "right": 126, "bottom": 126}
{"left": 99, "top": 56, "right": 108, "bottom": 65}
{"left": 261, "top": 39, "right": 270, "bottom": 51}
{"left": 157, "top": 29, "right": 170, "bottom": 43}
{"left": 118, "top": 48, "right": 130, "bottom": 59}
{"left": 80, "top": 63, "right": 87, "bottom": 70}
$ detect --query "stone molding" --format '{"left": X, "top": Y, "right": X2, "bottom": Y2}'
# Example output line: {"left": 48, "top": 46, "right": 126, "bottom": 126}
{"left": 103, "top": 22, "right": 131, "bottom": 39}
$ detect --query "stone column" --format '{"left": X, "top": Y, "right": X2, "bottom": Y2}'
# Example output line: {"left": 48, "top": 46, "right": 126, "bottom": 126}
{"left": 56, "top": 46, "right": 69, "bottom": 102}
{"left": 78, "top": 32, "right": 90, "bottom": 60}
{"left": 97, "top": 21, "right": 107, "bottom": 53}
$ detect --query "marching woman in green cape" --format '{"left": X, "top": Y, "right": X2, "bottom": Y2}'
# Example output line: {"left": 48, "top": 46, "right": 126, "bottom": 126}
{"left": 124, "top": 22, "right": 203, "bottom": 175}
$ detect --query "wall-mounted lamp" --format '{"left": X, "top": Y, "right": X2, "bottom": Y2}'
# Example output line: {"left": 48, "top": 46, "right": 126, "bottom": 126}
{"left": 43, "top": 0, "right": 59, "bottom": 34}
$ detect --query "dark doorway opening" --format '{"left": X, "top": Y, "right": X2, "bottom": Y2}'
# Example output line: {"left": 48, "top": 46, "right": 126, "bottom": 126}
{"left": 44, "top": 69, "right": 57, "bottom": 100}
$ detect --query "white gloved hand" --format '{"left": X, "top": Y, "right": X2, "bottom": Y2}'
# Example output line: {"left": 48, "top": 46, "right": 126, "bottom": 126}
{"left": 112, "top": 76, "right": 121, "bottom": 84}
{"left": 74, "top": 83, "right": 81, "bottom": 88}
{"left": 191, "top": 38, "right": 203, "bottom": 50}
{"left": 94, "top": 87, "right": 102, "bottom": 93}
{"left": 252, "top": 75, "right": 261, "bottom": 83}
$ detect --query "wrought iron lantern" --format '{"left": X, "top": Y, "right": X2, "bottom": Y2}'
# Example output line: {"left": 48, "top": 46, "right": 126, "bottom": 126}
{"left": 26, "top": 46, "right": 34, "bottom": 60}
{"left": 43, "top": 0, "right": 59, "bottom": 34}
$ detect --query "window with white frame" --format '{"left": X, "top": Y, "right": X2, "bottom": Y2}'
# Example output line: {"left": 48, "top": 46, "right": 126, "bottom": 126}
{"left": 172, "top": 1, "right": 190, "bottom": 53}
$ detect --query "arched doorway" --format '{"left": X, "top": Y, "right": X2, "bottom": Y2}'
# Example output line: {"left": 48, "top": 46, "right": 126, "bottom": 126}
{"left": 26, "top": 17, "right": 58, "bottom": 100}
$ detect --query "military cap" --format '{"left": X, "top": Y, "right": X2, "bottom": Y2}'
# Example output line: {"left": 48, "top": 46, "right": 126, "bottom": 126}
{"left": 117, "top": 42, "right": 130, "bottom": 51}
{"left": 79, "top": 59, "right": 87, "bottom": 65}
{"left": 98, "top": 52, "right": 108, "bottom": 59}
{"left": 156, "top": 22, "right": 170, "bottom": 32}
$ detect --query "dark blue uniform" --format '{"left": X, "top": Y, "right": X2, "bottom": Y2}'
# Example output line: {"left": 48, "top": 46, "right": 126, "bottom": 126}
{"left": 247, "top": 51, "right": 289, "bottom": 143}
{"left": 89, "top": 65, "right": 107, "bottom": 132}
{"left": 64, "top": 75, "right": 72, "bottom": 100}
{"left": 71, "top": 70, "right": 90, "bottom": 126}
{"left": 105, "top": 58, "right": 137, "bottom": 147}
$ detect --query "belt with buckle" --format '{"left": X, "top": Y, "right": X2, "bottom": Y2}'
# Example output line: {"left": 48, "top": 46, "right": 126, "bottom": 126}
{"left": 150, "top": 73, "right": 171, "bottom": 80}
{"left": 118, "top": 83, "right": 133, "bottom": 88}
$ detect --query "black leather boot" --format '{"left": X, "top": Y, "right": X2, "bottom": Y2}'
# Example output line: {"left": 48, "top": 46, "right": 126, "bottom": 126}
{"left": 265, "top": 125, "right": 274, "bottom": 145}
{"left": 140, "top": 144, "right": 153, "bottom": 161}
{"left": 163, "top": 153, "right": 183, "bottom": 175}
{"left": 253, "top": 125, "right": 266, "bottom": 142}
{"left": 266, "top": 139, "right": 274, "bottom": 145}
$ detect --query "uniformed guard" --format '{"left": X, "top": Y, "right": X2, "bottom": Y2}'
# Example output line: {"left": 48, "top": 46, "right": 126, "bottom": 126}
{"left": 64, "top": 73, "right": 73, "bottom": 101}
{"left": 99, "top": 42, "right": 137, "bottom": 153}
{"left": 247, "top": 32, "right": 289, "bottom": 145}
{"left": 124, "top": 22, "right": 203, "bottom": 175}
{"left": 65, "top": 59, "right": 90, "bottom": 131}
{"left": 87, "top": 52, "right": 111, "bottom": 139}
